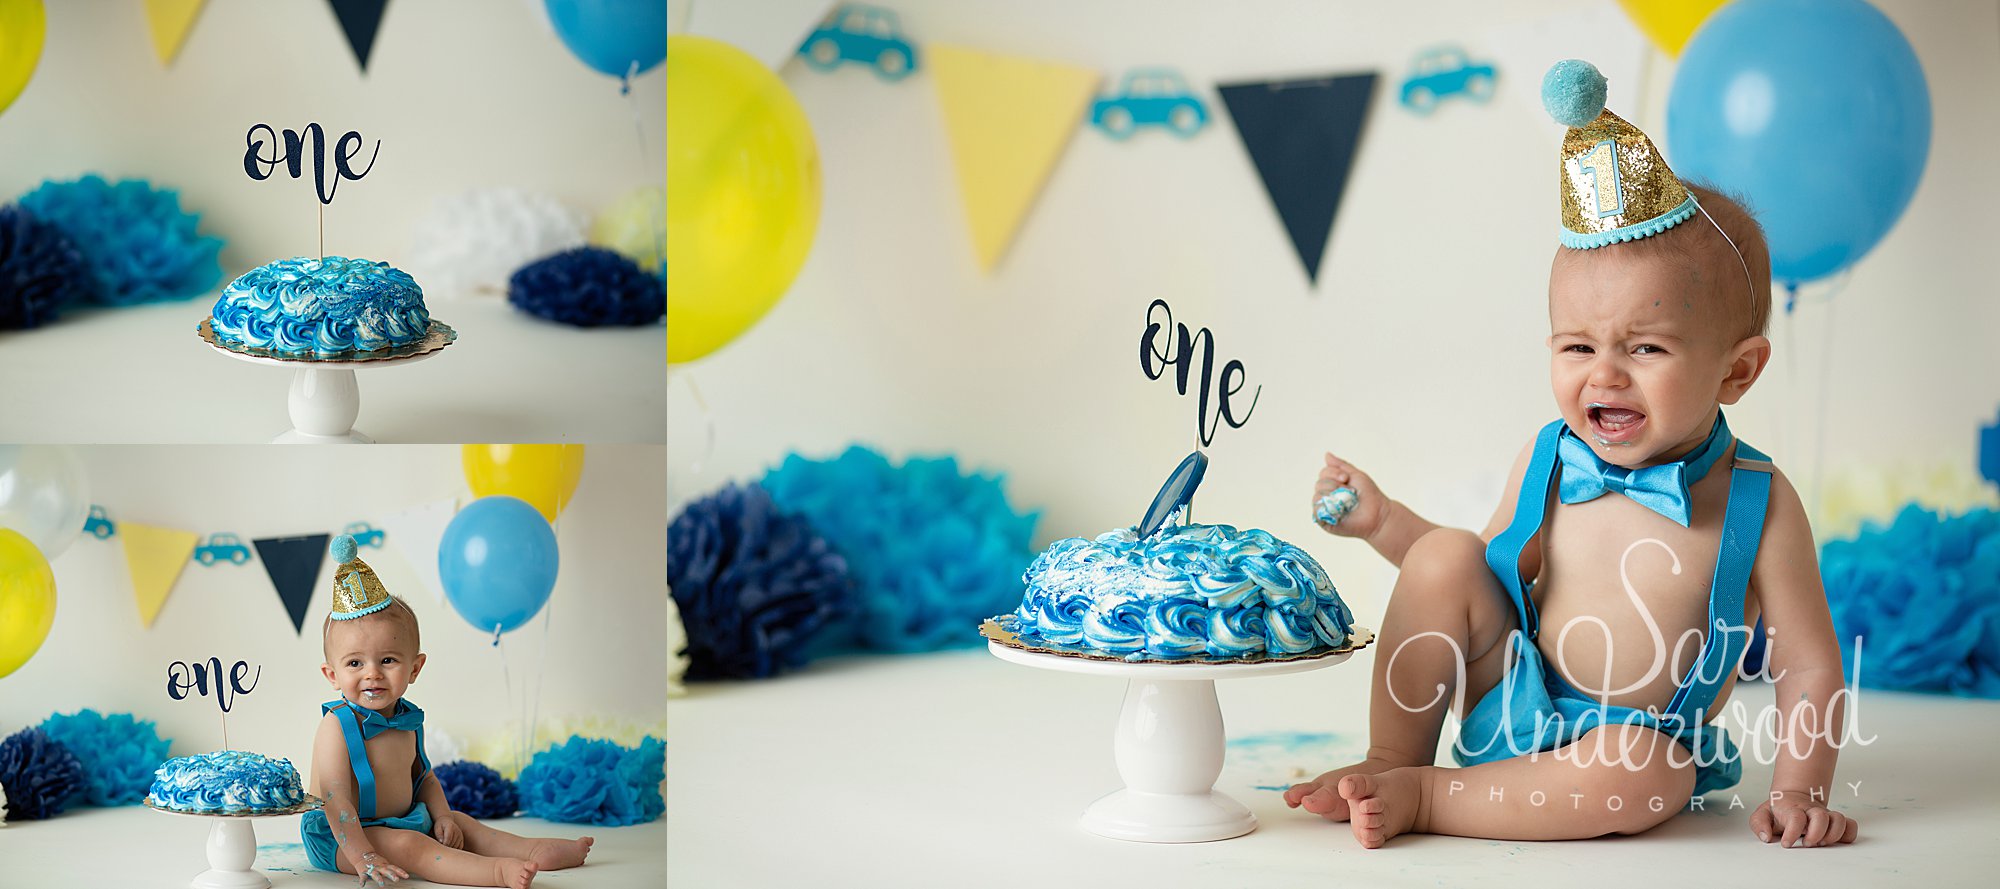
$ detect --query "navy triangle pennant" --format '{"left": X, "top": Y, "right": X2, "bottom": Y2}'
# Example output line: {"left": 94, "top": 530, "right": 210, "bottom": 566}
{"left": 328, "top": 0, "right": 389, "bottom": 72}
{"left": 1218, "top": 72, "right": 1379, "bottom": 285}
{"left": 254, "top": 534, "right": 330, "bottom": 635}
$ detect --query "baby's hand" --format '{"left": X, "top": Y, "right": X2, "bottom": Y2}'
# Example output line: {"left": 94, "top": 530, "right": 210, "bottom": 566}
{"left": 433, "top": 813, "right": 465, "bottom": 849}
{"left": 1751, "top": 791, "right": 1858, "bottom": 848}
{"left": 1314, "top": 453, "right": 1388, "bottom": 541}
{"left": 356, "top": 851, "right": 409, "bottom": 886}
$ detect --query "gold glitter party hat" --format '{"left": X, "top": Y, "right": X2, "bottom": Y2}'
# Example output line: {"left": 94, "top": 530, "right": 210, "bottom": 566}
{"left": 328, "top": 534, "right": 391, "bottom": 620}
{"left": 1542, "top": 59, "right": 1696, "bottom": 248}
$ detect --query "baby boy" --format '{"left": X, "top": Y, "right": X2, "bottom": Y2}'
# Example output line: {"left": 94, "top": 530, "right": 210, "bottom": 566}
{"left": 301, "top": 534, "right": 593, "bottom": 887}
{"left": 1283, "top": 61, "right": 1859, "bottom": 850}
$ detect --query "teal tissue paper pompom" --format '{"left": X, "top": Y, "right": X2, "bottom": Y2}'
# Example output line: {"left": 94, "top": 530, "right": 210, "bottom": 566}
{"left": 330, "top": 534, "right": 358, "bottom": 565}
{"left": 1542, "top": 59, "right": 1607, "bottom": 128}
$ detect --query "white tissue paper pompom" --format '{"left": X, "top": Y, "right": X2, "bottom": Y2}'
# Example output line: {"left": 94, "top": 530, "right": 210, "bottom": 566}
{"left": 406, "top": 188, "right": 586, "bottom": 299}
{"left": 668, "top": 585, "right": 689, "bottom": 697}
{"left": 424, "top": 725, "right": 467, "bottom": 769}
{"left": 1, "top": 776, "right": 10, "bottom": 826}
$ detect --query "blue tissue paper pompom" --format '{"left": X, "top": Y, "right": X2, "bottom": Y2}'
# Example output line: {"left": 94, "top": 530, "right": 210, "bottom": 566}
{"left": 330, "top": 534, "right": 358, "bottom": 565}
{"left": 1821, "top": 505, "right": 2000, "bottom": 697}
{"left": 434, "top": 761, "right": 519, "bottom": 819}
{"left": 761, "top": 446, "right": 1040, "bottom": 653}
{"left": 516, "top": 736, "right": 664, "bottom": 826}
{"left": 668, "top": 482, "right": 849, "bottom": 680}
{"left": 36, "top": 710, "right": 171, "bottom": 807}
{"left": 0, "top": 205, "right": 90, "bottom": 330}
{"left": 1542, "top": 59, "right": 1608, "bottom": 128}
{"left": 508, "top": 246, "right": 665, "bottom": 327}
{"left": 17, "top": 175, "right": 224, "bottom": 307}
{"left": 0, "top": 728, "right": 85, "bottom": 820}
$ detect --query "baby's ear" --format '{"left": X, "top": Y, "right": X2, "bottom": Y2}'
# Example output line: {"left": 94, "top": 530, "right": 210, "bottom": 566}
{"left": 1718, "top": 335, "right": 1772, "bottom": 405}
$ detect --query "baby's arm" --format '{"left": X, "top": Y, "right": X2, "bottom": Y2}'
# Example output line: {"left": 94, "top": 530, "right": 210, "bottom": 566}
{"left": 413, "top": 751, "right": 462, "bottom": 848}
{"left": 313, "top": 714, "right": 410, "bottom": 884}
{"left": 1747, "top": 469, "right": 1859, "bottom": 848}
{"left": 1316, "top": 438, "right": 1536, "bottom": 569}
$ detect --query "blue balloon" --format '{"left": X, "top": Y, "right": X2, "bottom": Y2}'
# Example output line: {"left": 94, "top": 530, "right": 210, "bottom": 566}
{"left": 545, "top": 0, "right": 667, "bottom": 82}
{"left": 1666, "top": 0, "right": 1930, "bottom": 287}
{"left": 439, "top": 496, "right": 560, "bottom": 636}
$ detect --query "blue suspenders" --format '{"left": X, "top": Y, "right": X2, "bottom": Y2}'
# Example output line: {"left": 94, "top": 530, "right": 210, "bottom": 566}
{"left": 326, "top": 701, "right": 434, "bottom": 821}
{"left": 1481, "top": 420, "right": 1772, "bottom": 731}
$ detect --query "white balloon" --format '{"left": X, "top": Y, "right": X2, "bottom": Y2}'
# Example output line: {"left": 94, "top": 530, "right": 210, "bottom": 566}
{"left": 0, "top": 445, "right": 90, "bottom": 561}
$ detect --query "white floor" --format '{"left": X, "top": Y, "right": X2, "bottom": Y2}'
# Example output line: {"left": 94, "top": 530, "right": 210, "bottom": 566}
{"left": 667, "top": 648, "right": 2000, "bottom": 887}
{"left": 1, "top": 806, "right": 663, "bottom": 887}
{"left": 0, "top": 299, "right": 665, "bottom": 443}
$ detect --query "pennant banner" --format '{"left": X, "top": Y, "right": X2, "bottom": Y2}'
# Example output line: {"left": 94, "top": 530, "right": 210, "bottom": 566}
{"left": 378, "top": 498, "right": 457, "bottom": 605}
{"left": 121, "top": 523, "right": 198, "bottom": 628}
{"left": 1219, "top": 72, "right": 1379, "bottom": 285}
{"left": 328, "top": 0, "right": 389, "bottom": 72}
{"left": 254, "top": 534, "right": 331, "bottom": 635}
{"left": 693, "top": 0, "right": 836, "bottom": 70}
{"left": 930, "top": 44, "right": 1099, "bottom": 273}
{"left": 143, "top": 0, "right": 207, "bottom": 66}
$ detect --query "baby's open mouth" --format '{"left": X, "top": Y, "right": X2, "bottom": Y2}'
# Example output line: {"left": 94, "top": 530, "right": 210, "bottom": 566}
{"left": 1587, "top": 404, "right": 1646, "bottom": 443}
{"left": 361, "top": 688, "right": 386, "bottom": 700}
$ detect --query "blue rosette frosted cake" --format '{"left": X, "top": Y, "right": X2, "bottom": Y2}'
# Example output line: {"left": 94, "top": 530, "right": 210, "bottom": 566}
{"left": 201, "top": 256, "right": 452, "bottom": 359}
{"left": 145, "top": 750, "right": 314, "bottom": 815}
{"left": 986, "top": 453, "right": 1368, "bottom": 663}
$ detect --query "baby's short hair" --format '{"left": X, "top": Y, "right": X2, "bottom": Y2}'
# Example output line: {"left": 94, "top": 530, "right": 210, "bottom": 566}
{"left": 1560, "top": 181, "right": 1772, "bottom": 344}
{"left": 321, "top": 595, "right": 422, "bottom": 658}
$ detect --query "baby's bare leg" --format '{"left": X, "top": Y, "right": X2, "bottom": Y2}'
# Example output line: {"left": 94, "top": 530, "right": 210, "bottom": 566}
{"left": 443, "top": 810, "right": 596, "bottom": 870}
{"left": 1337, "top": 724, "right": 1696, "bottom": 848}
{"left": 339, "top": 825, "right": 539, "bottom": 888}
{"left": 1286, "top": 529, "right": 1517, "bottom": 820}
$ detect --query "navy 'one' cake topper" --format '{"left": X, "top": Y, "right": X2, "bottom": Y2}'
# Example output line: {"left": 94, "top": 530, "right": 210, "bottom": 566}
{"left": 243, "top": 122, "right": 381, "bottom": 205}
{"left": 1136, "top": 451, "right": 1208, "bottom": 539}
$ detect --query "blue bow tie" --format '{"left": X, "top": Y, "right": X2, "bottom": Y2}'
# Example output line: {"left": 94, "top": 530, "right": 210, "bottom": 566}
{"left": 1557, "top": 414, "right": 1730, "bottom": 527}
{"left": 325, "top": 698, "right": 424, "bottom": 740}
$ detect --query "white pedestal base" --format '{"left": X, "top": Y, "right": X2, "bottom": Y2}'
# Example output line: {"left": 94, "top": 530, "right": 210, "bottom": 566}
{"left": 281, "top": 367, "right": 368, "bottom": 444}
{"left": 191, "top": 818, "right": 270, "bottom": 889}
{"left": 1082, "top": 788, "right": 1255, "bottom": 843}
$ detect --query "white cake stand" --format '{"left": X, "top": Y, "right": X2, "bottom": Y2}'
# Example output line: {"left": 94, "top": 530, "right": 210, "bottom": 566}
{"left": 197, "top": 319, "right": 456, "bottom": 444}
{"left": 147, "top": 796, "right": 323, "bottom": 889}
{"left": 990, "top": 630, "right": 1372, "bottom": 844}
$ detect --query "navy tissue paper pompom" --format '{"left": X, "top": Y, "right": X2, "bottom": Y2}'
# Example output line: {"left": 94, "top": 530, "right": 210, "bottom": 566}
{"left": 18, "top": 175, "right": 224, "bottom": 307}
{"left": 669, "top": 483, "right": 849, "bottom": 680}
{"left": 0, "top": 205, "right": 89, "bottom": 330}
{"left": 435, "top": 761, "right": 519, "bottom": 819}
{"left": 0, "top": 728, "right": 85, "bottom": 821}
{"left": 1821, "top": 505, "right": 2000, "bottom": 697}
{"left": 508, "top": 246, "right": 665, "bottom": 327}
{"left": 516, "top": 736, "right": 664, "bottom": 827}
{"left": 38, "top": 710, "right": 171, "bottom": 807}
{"left": 762, "top": 446, "right": 1040, "bottom": 653}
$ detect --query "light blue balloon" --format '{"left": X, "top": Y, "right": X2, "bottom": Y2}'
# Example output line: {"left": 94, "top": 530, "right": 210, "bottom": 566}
{"left": 1666, "top": 0, "right": 1930, "bottom": 287}
{"left": 439, "top": 496, "right": 560, "bottom": 636}
{"left": 545, "top": 0, "right": 667, "bottom": 81}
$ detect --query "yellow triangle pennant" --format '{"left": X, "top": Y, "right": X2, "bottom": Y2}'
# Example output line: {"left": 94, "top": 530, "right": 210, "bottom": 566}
{"left": 929, "top": 45, "right": 1099, "bottom": 272}
{"left": 122, "top": 523, "right": 198, "bottom": 628}
{"left": 143, "top": 0, "right": 207, "bottom": 66}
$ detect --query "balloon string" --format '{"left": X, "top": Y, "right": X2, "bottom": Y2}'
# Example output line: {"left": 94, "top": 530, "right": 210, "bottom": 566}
{"left": 671, "top": 370, "right": 718, "bottom": 478}
{"left": 495, "top": 630, "right": 516, "bottom": 771}
{"left": 623, "top": 58, "right": 667, "bottom": 275}
{"left": 1807, "top": 273, "right": 1850, "bottom": 528}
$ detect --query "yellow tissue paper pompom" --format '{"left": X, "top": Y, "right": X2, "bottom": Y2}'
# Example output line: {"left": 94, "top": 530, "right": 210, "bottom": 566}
{"left": 592, "top": 186, "right": 664, "bottom": 274}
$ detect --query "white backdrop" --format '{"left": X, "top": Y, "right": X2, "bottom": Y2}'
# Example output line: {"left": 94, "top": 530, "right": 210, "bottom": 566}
{"left": 665, "top": 0, "right": 2000, "bottom": 619}
{"left": 0, "top": 445, "right": 667, "bottom": 772}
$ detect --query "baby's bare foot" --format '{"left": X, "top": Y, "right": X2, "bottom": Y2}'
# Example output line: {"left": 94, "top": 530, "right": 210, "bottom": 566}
{"left": 529, "top": 836, "right": 593, "bottom": 870}
{"left": 1339, "top": 770, "right": 1422, "bottom": 849}
{"left": 494, "top": 858, "right": 539, "bottom": 889}
{"left": 1284, "top": 759, "right": 1404, "bottom": 822}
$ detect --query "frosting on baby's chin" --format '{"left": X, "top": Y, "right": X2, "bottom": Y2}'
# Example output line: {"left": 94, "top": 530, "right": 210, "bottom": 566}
{"left": 1014, "top": 522, "right": 1356, "bottom": 660}
{"left": 209, "top": 256, "right": 429, "bottom": 356}
{"left": 147, "top": 750, "right": 304, "bottom": 813}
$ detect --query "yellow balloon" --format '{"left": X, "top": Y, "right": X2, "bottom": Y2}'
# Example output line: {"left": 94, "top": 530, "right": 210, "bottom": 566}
{"left": 667, "top": 35, "right": 821, "bottom": 364}
{"left": 0, "top": 528, "right": 56, "bottom": 680}
{"left": 1616, "top": 0, "right": 1729, "bottom": 57}
{"left": 462, "top": 445, "right": 587, "bottom": 523}
{"left": 0, "top": 0, "right": 45, "bottom": 119}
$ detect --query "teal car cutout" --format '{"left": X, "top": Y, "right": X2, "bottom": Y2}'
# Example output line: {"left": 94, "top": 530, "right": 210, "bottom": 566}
{"left": 799, "top": 5, "right": 918, "bottom": 81}
{"left": 1092, "top": 69, "right": 1208, "bottom": 139}
{"left": 84, "top": 505, "right": 115, "bottom": 540}
{"left": 1399, "top": 46, "right": 1496, "bottom": 114}
{"left": 343, "top": 521, "right": 386, "bottom": 548}
{"left": 194, "top": 533, "right": 251, "bottom": 566}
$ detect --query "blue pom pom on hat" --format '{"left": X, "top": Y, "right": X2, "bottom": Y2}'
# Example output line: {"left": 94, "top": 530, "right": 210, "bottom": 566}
{"left": 1541, "top": 59, "right": 1608, "bottom": 128}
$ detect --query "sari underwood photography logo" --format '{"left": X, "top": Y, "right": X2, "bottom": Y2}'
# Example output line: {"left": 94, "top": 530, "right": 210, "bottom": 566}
{"left": 1385, "top": 538, "right": 1878, "bottom": 813}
